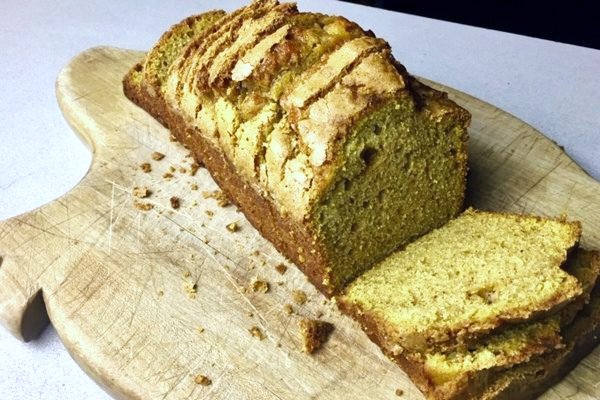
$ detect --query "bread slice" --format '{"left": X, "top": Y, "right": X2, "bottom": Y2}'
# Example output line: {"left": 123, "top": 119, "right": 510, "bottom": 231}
{"left": 123, "top": 0, "right": 471, "bottom": 296}
{"left": 478, "top": 281, "right": 600, "bottom": 400}
{"left": 341, "top": 249, "right": 600, "bottom": 400}
{"left": 338, "top": 209, "right": 583, "bottom": 353}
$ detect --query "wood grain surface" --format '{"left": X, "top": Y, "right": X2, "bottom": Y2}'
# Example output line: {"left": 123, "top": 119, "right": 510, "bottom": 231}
{"left": 0, "top": 46, "right": 598, "bottom": 399}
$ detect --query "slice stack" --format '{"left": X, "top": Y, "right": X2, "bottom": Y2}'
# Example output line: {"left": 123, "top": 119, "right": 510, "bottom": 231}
{"left": 338, "top": 209, "right": 600, "bottom": 400}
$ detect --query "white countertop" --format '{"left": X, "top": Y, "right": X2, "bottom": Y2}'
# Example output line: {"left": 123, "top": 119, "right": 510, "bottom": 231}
{"left": 1, "top": 0, "right": 599, "bottom": 398}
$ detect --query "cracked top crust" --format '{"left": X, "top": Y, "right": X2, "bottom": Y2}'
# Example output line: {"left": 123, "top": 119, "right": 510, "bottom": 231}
{"left": 161, "top": 0, "right": 418, "bottom": 218}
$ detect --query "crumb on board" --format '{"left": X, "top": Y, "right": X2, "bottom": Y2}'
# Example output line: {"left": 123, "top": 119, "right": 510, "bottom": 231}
{"left": 249, "top": 326, "right": 266, "bottom": 340}
{"left": 395, "top": 388, "right": 404, "bottom": 397}
{"left": 205, "top": 210, "right": 215, "bottom": 217}
{"left": 251, "top": 278, "right": 270, "bottom": 294}
{"left": 168, "top": 166, "right": 176, "bottom": 173}
{"left": 132, "top": 186, "right": 151, "bottom": 198}
{"left": 157, "top": 290, "right": 164, "bottom": 297}
{"left": 284, "top": 304, "right": 294, "bottom": 315}
{"left": 299, "top": 318, "right": 334, "bottom": 354}
{"left": 183, "top": 271, "right": 191, "bottom": 278}
{"left": 134, "top": 201, "right": 154, "bottom": 211}
{"left": 190, "top": 183, "right": 199, "bottom": 191}
{"left": 140, "top": 162, "right": 151, "bottom": 173}
{"left": 203, "top": 190, "right": 231, "bottom": 207}
{"left": 275, "top": 264, "right": 287, "bottom": 275}
{"left": 170, "top": 196, "right": 180, "bottom": 209}
{"left": 178, "top": 166, "right": 187, "bottom": 174}
{"left": 151, "top": 151, "right": 165, "bottom": 161}
{"left": 292, "top": 290, "right": 308, "bottom": 305}
{"left": 169, "top": 133, "right": 177, "bottom": 142}
{"left": 226, "top": 222, "right": 239, "bottom": 232}
{"left": 163, "top": 172, "right": 174, "bottom": 180}
{"left": 196, "top": 326, "right": 205, "bottom": 334}
{"left": 194, "top": 374, "right": 212, "bottom": 386}
{"left": 183, "top": 281, "right": 197, "bottom": 299}
{"left": 252, "top": 250, "right": 260, "bottom": 256}
{"left": 190, "top": 162, "right": 201, "bottom": 176}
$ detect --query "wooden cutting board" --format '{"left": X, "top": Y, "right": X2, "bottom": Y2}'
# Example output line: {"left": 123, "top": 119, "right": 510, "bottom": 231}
{"left": 1, "top": 46, "right": 599, "bottom": 399}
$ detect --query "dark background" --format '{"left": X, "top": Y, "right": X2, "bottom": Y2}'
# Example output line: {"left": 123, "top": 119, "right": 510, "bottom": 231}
{"left": 340, "top": 1, "right": 600, "bottom": 50}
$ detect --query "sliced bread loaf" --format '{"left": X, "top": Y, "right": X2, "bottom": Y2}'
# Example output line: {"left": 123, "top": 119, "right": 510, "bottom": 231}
{"left": 338, "top": 209, "right": 583, "bottom": 353}
{"left": 124, "top": 0, "right": 470, "bottom": 296}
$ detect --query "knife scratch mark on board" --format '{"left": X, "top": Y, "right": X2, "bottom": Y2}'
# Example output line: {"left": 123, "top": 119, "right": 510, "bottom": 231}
{"left": 108, "top": 180, "right": 115, "bottom": 255}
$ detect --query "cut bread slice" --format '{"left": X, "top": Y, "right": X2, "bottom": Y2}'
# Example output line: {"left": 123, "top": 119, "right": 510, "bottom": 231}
{"left": 477, "top": 281, "right": 600, "bottom": 400}
{"left": 341, "top": 249, "right": 600, "bottom": 400}
{"left": 412, "top": 250, "right": 600, "bottom": 399}
{"left": 339, "top": 209, "right": 583, "bottom": 352}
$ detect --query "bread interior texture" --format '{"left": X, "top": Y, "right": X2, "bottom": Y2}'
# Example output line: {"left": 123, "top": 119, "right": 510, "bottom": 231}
{"left": 312, "top": 94, "right": 467, "bottom": 289}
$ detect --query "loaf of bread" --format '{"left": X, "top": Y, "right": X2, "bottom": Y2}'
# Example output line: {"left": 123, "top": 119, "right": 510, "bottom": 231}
{"left": 123, "top": 2, "right": 600, "bottom": 398}
{"left": 123, "top": 0, "right": 470, "bottom": 296}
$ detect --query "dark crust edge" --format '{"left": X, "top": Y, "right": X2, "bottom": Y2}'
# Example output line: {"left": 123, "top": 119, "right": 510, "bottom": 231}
{"left": 337, "top": 258, "right": 600, "bottom": 400}
{"left": 123, "top": 65, "right": 336, "bottom": 297}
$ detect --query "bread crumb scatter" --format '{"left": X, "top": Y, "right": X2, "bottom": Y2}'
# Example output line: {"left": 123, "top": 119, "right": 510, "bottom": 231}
{"left": 178, "top": 167, "right": 187, "bottom": 174}
{"left": 170, "top": 196, "right": 180, "bottom": 209}
{"left": 162, "top": 172, "right": 174, "bottom": 180}
{"left": 190, "top": 162, "right": 201, "bottom": 176}
{"left": 140, "top": 163, "right": 151, "bottom": 173}
{"left": 205, "top": 210, "right": 215, "bottom": 217}
{"left": 299, "top": 318, "right": 334, "bottom": 354}
{"left": 190, "top": 183, "right": 199, "bottom": 191}
{"left": 249, "top": 326, "right": 266, "bottom": 340}
{"left": 395, "top": 389, "right": 404, "bottom": 396}
{"left": 168, "top": 166, "right": 176, "bottom": 173}
{"left": 151, "top": 152, "right": 165, "bottom": 161}
{"left": 203, "top": 190, "right": 231, "bottom": 207}
{"left": 132, "top": 186, "right": 151, "bottom": 198}
{"left": 251, "top": 279, "right": 270, "bottom": 294}
{"left": 226, "top": 222, "right": 239, "bottom": 232}
{"left": 275, "top": 264, "right": 288, "bottom": 275}
{"left": 284, "top": 304, "right": 294, "bottom": 315}
{"left": 196, "top": 326, "right": 205, "bottom": 334}
{"left": 183, "top": 271, "right": 191, "bottom": 278}
{"left": 292, "top": 290, "right": 308, "bottom": 305}
{"left": 194, "top": 375, "right": 211, "bottom": 386}
{"left": 134, "top": 202, "right": 154, "bottom": 211}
